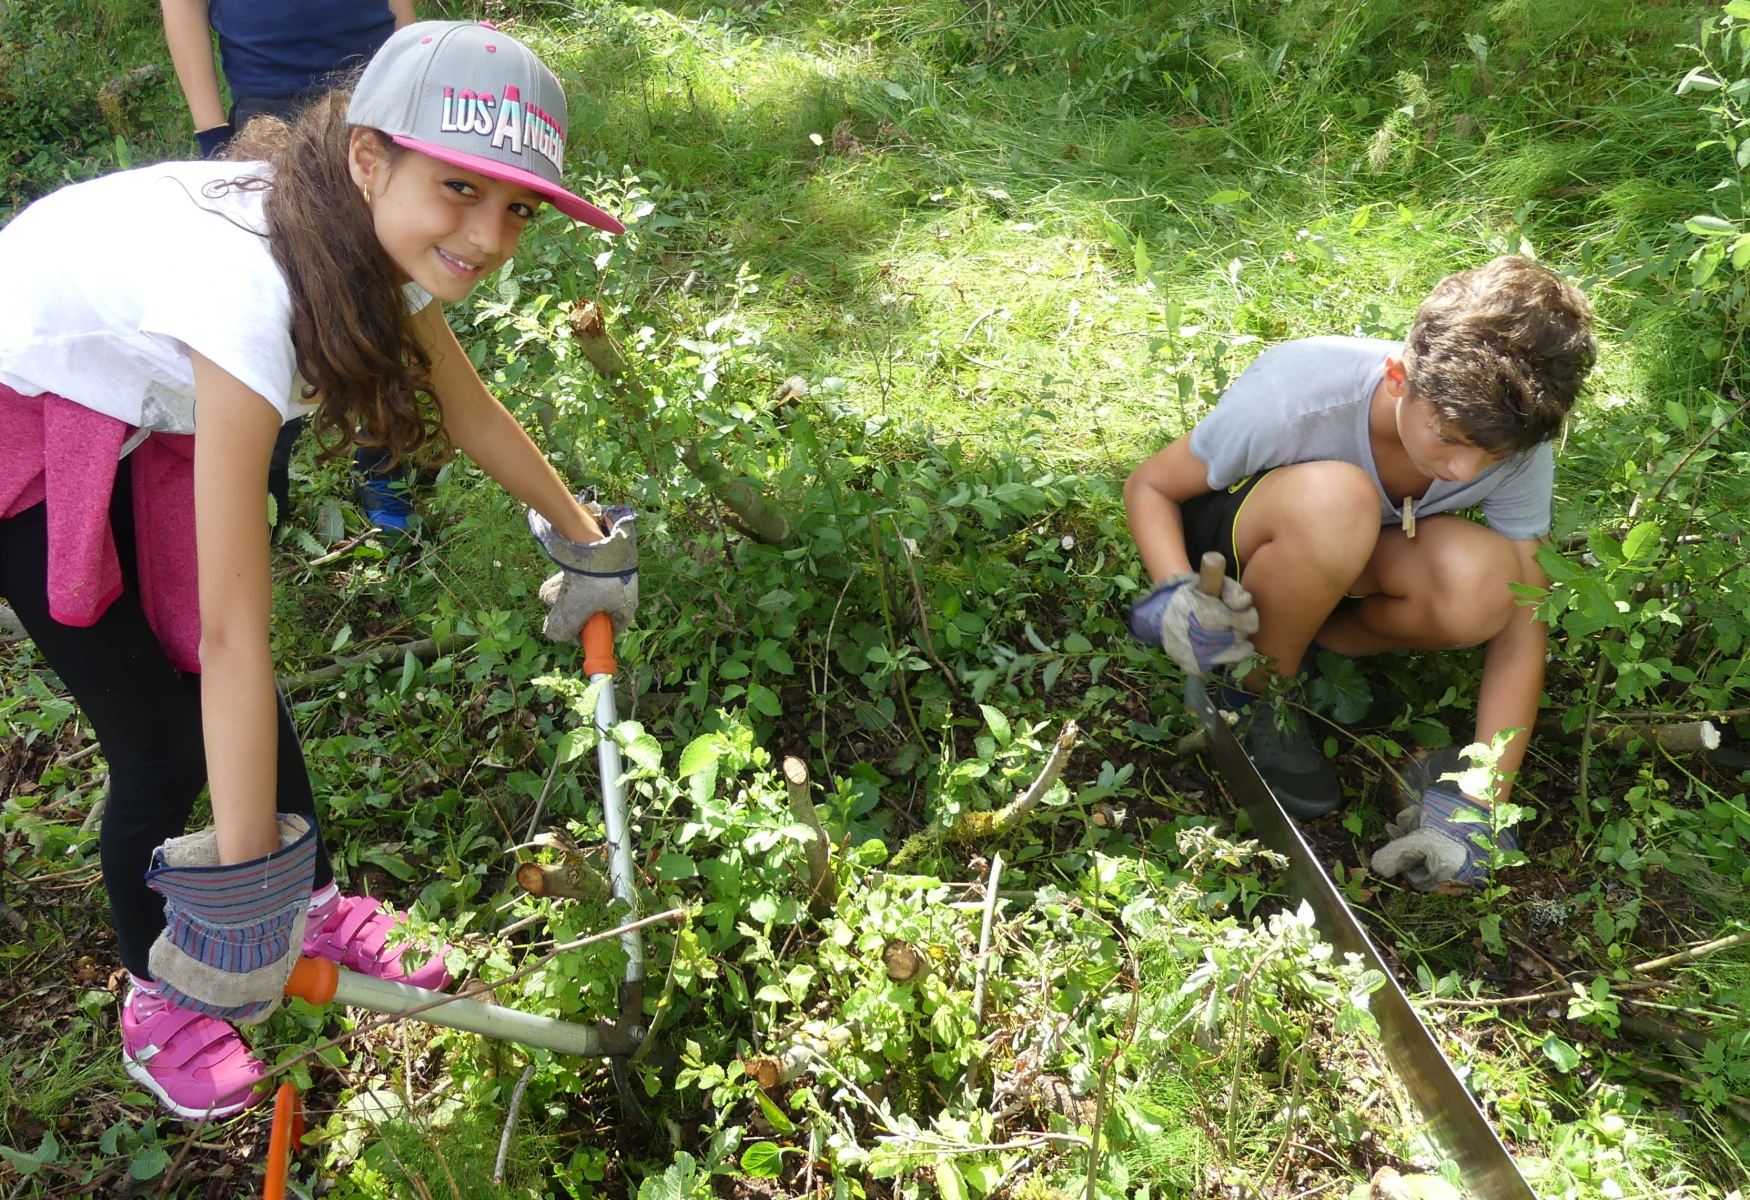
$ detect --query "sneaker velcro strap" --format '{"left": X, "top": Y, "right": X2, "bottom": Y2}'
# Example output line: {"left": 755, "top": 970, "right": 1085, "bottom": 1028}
{"left": 151, "top": 1008, "right": 238, "bottom": 1070}
{"left": 332, "top": 899, "right": 392, "bottom": 959}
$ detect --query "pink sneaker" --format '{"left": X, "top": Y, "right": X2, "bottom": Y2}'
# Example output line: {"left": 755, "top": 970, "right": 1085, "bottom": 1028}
{"left": 301, "top": 891, "right": 451, "bottom": 989}
{"left": 120, "top": 985, "right": 266, "bottom": 1120}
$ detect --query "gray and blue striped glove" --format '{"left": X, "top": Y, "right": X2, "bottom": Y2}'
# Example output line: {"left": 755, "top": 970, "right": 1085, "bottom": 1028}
{"left": 1371, "top": 787, "right": 1520, "bottom": 891}
{"left": 530, "top": 498, "right": 639, "bottom": 638}
{"left": 144, "top": 814, "right": 318, "bottom": 1024}
{"left": 1126, "top": 571, "right": 1259, "bottom": 677}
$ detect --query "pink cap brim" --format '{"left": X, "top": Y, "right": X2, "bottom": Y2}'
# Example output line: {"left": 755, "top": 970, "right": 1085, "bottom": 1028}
{"left": 391, "top": 135, "right": 625, "bottom": 234}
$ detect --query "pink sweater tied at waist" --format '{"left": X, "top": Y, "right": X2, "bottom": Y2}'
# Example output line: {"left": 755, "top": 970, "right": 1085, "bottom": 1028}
{"left": 0, "top": 384, "right": 201, "bottom": 672}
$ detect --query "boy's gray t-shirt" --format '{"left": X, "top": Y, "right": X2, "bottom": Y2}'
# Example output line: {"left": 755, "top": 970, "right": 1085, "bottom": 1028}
{"left": 1186, "top": 336, "right": 1554, "bottom": 540}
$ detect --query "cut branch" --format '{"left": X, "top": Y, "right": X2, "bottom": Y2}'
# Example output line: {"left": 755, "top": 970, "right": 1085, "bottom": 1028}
{"left": 970, "top": 853, "right": 1004, "bottom": 1029}
{"left": 891, "top": 723, "right": 1080, "bottom": 866}
{"left": 744, "top": 1024, "right": 852, "bottom": 1089}
{"left": 783, "top": 756, "right": 836, "bottom": 913}
{"left": 1534, "top": 715, "right": 1719, "bottom": 754}
{"left": 515, "top": 861, "right": 610, "bottom": 905}
{"left": 569, "top": 299, "right": 796, "bottom": 545}
{"left": 976, "top": 721, "right": 1080, "bottom": 837}
{"left": 1631, "top": 929, "right": 1750, "bottom": 974}
{"left": 279, "top": 633, "right": 475, "bottom": 695}
{"left": 680, "top": 444, "right": 795, "bottom": 545}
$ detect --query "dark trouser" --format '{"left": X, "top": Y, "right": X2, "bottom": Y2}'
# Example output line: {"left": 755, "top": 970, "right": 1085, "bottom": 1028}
{"left": 0, "top": 457, "right": 333, "bottom": 978}
{"left": 268, "top": 417, "right": 405, "bottom": 526}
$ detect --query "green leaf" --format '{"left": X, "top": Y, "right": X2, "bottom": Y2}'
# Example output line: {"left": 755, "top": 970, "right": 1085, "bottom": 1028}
{"left": 1204, "top": 189, "right": 1249, "bottom": 205}
{"left": 676, "top": 736, "right": 721, "bottom": 779}
{"left": 880, "top": 80, "right": 910, "bottom": 100}
{"left": 1541, "top": 1034, "right": 1581, "bottom": 1073}
{"left": 1727, "top": 0, "right": 1750, "bottom": 17}
{"left": 1587, "top": 529, "right": 1624, "bottom": 568}
{"left": 129, "top": 1144, "right": 170, "bottom": 1180}
{"left": 330, "top": 624, "right": 353, "bottom": 655}
{"left": 1133, "top": 236, "right": 1153, "bottom": 281}
{"left": 556, "top": 727, "right": 595, "bottom": 764}
{"left": 1535, "top": 545, "right": 1581, "bottom": 583}
{"left": 1694, "top": 241, "right": 1727, "bottom": 287}
{"left": 1685, "top": 214, "right": 1738, "bottom": 236}
{"left": 740, "top": 1142, "right": 785, "bottom": 1179}
{"left": 1622, "top": 521, "right": 1663, "bottom": 562}
{"left": 317, "top": 500, "right": 347, "bottom": 544}
{"left": 362, "top": 847, "right": 416, "bottom": 881}
{"left": 1665, "top": 400, "right": 1691, "bottom": 430}
{"left": 1308, "top": 652, "right": 1372, "bottom": 723}
{"left": 746, "top": 682, "right": 784, "bottom": 718}
{"left": 0, "top": 1130, "right": 58, "bottom": 1176}
{"left": 937, "top": 1160, "right": 968, "bottom": 1200}
{"left": 622, "top": 732, "right": 663, "bottom": 771}
{"left": 1409, "top": 717, "right": 1450, "bottom": 748}
{"left": 639, "top": 1152, "right": 698, "bottom": 1200}
{"left": 979, "top": 704, "right": 1013, "bottom": 746}
{"left": 960, "top": 1159, "right": 1002, "bottom": 1195}
{"left": 655, "top": 853, "right": 698, "bottom": 880}
{"left": 755, "top": 1091, "right": 797, "bottom": 1135}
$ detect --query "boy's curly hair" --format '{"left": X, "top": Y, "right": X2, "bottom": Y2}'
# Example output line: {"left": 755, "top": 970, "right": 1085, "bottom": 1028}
{"left": 1402, "top": 256, "right": 1595, "bottom": 456}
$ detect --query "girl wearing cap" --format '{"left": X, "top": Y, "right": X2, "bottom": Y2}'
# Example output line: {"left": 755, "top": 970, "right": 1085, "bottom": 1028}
{"left": 0, "top": 21, "right": 632, "bottom": 1119}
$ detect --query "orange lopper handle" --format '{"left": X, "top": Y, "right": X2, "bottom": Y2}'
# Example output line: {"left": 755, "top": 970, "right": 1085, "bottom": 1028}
{"left": 262, "top": 1082, "right": 304, "bottom": 1200}
{"left": 283, "top": 956, "right": 338, "bottom": 1006}
{"left": 582, "top": 610, "right": 616, "bottom": 678}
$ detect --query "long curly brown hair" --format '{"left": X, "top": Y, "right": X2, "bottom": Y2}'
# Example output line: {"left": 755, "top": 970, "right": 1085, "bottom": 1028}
{"left": 217, "top": 89, "right": 449, "bottom": 467}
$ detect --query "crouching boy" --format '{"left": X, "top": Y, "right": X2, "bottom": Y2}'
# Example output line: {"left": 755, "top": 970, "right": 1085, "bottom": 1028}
{"left": 1123, "top": 256, "right": 1595, "bottom": 890}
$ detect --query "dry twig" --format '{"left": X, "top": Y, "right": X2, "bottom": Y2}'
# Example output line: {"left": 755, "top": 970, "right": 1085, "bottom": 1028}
{"left": 492, "top": 1063, "right": 537, "bottom": 1185}
{"left": 1632, "top": 929, "right": 1750, "bottom": 974}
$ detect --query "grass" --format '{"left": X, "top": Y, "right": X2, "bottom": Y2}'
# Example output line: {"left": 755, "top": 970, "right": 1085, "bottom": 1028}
{"left": 5, "top": 0, "right": 1750, "bottom": 1196}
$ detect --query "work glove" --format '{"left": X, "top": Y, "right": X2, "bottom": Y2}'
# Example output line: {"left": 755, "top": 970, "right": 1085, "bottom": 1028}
{"left": 1126, "top": 570, "right": 1260, "bottom": 677}
{"left": 530, "top": 498, "right": 638, "bottom": 639}
{"left": 1371, "top": 785, "right": 1520, "bottom": 891}
{"left": 144, "top": 814, "right": 318, "bottom": 1024}
{"left": 196, "top": 123, "right": 235, "bottom": 159}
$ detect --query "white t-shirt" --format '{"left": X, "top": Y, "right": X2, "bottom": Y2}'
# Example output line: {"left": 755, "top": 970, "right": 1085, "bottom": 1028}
{"left": 0, "top": 160, "right": 432, "bottom": 435}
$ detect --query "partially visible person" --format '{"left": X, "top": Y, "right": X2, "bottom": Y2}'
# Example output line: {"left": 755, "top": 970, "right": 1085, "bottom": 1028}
{"left": 161, "top": 0, "right": 421, "bottom": 536}
{"left": 1124, "top": 257, "right": 1595, "bottom": 892}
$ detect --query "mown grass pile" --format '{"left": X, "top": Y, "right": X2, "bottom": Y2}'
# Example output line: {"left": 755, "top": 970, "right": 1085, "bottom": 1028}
{"left": 4, "top": 0, "right": 1750, "bottom": 1197}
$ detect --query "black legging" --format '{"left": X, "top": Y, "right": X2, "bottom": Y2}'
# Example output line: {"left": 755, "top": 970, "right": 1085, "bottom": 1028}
{"left": 0, "top": 457, "right": 333, "bottom": 978}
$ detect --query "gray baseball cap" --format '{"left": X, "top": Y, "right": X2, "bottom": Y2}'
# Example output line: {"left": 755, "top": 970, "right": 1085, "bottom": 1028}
{"left": 348, "top": 20, "right": 623, "bottom": 233}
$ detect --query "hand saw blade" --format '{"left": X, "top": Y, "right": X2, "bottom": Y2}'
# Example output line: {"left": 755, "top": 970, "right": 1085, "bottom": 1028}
{"left": 1186, "top": 682, "right": 1536, "bottom": 1200}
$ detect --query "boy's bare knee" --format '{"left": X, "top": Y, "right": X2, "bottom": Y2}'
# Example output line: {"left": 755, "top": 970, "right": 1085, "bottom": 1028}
{"left": 1254, "top": 462, "right": 1377, "bottom": 541}
{"left": 1271, "top": 462, "right": 1378, "bottom": 565}
{"left": 1426, "top": 532, "right": 1519, "bottom": 644}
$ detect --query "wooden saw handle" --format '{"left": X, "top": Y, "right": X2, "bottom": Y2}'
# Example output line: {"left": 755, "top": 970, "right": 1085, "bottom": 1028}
{"left": 1196, "top": 551, "right": 1226, "bottom": 597}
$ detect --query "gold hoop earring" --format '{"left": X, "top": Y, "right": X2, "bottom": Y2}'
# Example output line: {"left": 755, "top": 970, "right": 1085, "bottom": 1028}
{"left": 362, "top": 186, "right": 372, "bottom": 205}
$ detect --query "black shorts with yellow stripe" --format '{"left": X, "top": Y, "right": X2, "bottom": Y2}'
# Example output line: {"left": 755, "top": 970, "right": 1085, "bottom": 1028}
{"left": 1180, "top": 469, "right": 1273, "bottom": 579}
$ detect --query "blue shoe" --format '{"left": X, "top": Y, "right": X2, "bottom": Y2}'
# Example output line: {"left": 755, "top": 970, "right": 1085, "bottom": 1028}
{"left": 353, "top": 474, "right": 414, "bottom": 538}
